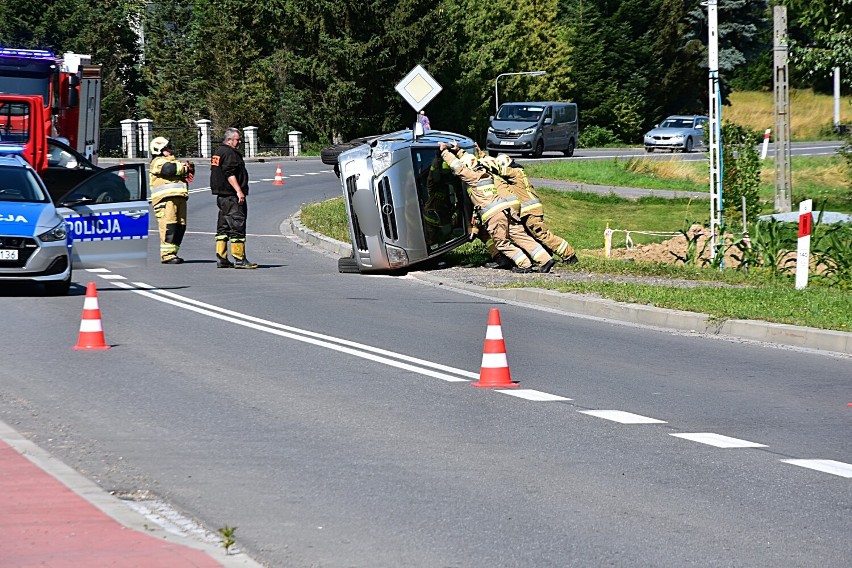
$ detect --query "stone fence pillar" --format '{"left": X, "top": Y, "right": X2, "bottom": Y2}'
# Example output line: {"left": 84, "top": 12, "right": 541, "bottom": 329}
{"left": 120, "top": 119, "right": 137, "bottom": 159}
{"left": 243, "top": 126, "right": 258, "bottom": 158}
{"left": 137, "top": 118, "right": 154, "bottom": 158}
{"left": 196, "top": 119, "right": 212, "bottom": 158}
{"left": 288, "top": 131, "right": 303, "bottom": 157}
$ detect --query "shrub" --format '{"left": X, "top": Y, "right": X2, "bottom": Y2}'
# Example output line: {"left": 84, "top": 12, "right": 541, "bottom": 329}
{"left": 579, "top": 125, "right": 620, "bottom": 148}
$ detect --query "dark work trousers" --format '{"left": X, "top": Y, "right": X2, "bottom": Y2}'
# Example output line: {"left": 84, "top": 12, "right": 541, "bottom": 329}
{"left": 216, "top": 196, "right": 248, "bottom": 242}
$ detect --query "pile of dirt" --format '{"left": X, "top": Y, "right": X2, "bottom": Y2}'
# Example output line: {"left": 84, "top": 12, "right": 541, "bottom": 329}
{"left": 596, "top": 224, "right": 746, "bottom": 267}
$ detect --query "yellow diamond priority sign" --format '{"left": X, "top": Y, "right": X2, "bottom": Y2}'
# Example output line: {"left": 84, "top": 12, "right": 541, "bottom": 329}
{"left": 395, "top": 65, "right": 442, "bottom": 112}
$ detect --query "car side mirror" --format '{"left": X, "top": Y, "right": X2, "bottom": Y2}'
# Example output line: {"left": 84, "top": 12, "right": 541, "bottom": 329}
{"left": 543, "top": 117, "right": 552, "bottom": 125}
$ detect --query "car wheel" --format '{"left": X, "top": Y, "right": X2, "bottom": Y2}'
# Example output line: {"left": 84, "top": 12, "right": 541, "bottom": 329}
{"left": 337, "top": 256, "right": 360, "bottom": 274}
{"left": 562, "top": 139, "right": 575, "bottom": 157}
{"left": 487, "top": 150, "right": 497, "bottom": 157}
{"left": 684, "top": 137, "right": 694, "bottom": 153}
{"left": 44, "top": 274, "right": 71, "bottom": 296}
{"left": 532, "top": 139, "right": 544, "bottom": 158}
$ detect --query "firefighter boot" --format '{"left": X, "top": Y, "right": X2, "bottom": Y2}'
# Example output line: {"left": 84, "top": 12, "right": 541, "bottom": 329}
{"left": 215, "top": 240, "right": 234, "bottom": 268}
{"left": 484, "top": 254, "right": 513, "bottom": 270}
{"left": 231, "top": 242, "right": 258, "bottom": 269}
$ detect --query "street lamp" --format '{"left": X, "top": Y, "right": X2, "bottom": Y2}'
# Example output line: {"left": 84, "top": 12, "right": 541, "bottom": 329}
{"left": 494, "top": 71, "right": 546, "bottom": 114}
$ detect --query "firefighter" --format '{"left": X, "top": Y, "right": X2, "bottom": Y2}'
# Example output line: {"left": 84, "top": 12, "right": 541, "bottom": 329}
{"left": 439, "top": 142, "right": 550, "bottom": 273}
{"left": 211, "top": 128, "right": 257, "bottom": 269}
{"left": 494, "top": 153, "right": 578, "bottom": 264}
{"left": 149, "top": 137, "right": 193, "bottom": 264}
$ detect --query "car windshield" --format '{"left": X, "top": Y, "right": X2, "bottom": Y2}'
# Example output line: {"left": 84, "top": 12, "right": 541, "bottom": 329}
{"left": 495, "top": 105, "right": 544, "bottom": 122}
{"left": 660, "top": 118, "right": 695, "bottom": 129}
{"left": 0, "top": 164, "right": 49, "bottom": 203}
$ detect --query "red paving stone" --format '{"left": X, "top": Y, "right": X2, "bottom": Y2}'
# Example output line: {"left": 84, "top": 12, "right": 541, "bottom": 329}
{"left": 0, "top": 441, "right": 225, "bottom": 568}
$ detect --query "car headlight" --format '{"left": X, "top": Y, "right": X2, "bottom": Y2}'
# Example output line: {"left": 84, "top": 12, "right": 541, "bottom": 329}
{"left": 38, "top": 221, "right": 67, "bottom": 243}
{"left": 522, "top": 127, "right": 537, "bottom": 135}
{"left": 385, "top": 245, "right": 409, "bottom": 269}
{"left": 672, "top": 134, "right": 684, "bottom": 140}
{"left": 371, "top": 141, "right": 393, "bottom": 176}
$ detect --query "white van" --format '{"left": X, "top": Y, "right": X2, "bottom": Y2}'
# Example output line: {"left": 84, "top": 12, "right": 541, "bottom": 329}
{"left": 486, "top": 101, "right": 578, "bottom": 158}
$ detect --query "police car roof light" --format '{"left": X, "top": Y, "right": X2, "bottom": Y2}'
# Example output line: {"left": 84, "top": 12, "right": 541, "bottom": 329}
{"left": 0, "top": 48, "right": 55, "bottom": 59}
{"left": 0, "top": 144, "right": 27, "bottom": 156}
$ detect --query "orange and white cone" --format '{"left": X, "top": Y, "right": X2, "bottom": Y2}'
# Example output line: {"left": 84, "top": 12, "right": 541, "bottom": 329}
{"left": 118, "top": 161, "right": 126, "bottom": 180}
{"left": 472, "top": 308, "right": 518, "bottom": 388}
{"left": 273, "top": 165, "right": 284, "bottom": 186}
{"left": 73, "top": 282, "right": 110, "bottom": 350}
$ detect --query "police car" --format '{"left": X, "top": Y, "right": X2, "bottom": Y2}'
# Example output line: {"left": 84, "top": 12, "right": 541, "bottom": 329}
{"left": 0, "top": 146, "right": 148, "bottom": 295}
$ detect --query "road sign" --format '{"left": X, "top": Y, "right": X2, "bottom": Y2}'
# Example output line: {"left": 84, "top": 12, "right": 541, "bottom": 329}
{"left": 395, "top": 65, "right": 442, "bottom": 113}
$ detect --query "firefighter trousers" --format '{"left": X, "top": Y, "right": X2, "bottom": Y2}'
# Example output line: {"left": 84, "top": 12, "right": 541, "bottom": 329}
{"left": 153, "top": 196, "right": 187, "bottom": 261}
{"left": 524, "top": 214, "right": 575, "bottom": 259}
{"left": 485, "top": 212, "right": 551, "bottom": 269}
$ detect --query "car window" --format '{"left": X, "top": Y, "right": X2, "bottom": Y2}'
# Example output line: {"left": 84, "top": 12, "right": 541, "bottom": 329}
{"left": 60, "top": 166, "right": 139, "bottom": 204}
{"left": 47, "top": 140, "right": 93, "bottom": 170}
{"left": 0, "top": 165, "right": 49, "bottom": 203}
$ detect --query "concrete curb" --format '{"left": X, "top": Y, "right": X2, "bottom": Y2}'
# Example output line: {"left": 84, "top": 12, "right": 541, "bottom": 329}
{"left": 289, "top": 213, "right": 850, "bottom": 356}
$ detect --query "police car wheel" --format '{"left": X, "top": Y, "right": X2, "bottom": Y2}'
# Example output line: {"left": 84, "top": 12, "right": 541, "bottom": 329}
{"left": 44, "top": 276, "right": 71, "bottom": 296}
{"left": 337, "top": 256, "right": 360, "bottom": 274}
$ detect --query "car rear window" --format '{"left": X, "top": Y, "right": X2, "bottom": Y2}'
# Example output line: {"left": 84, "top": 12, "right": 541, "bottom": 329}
{"left": 0, "top": 165, "right": 49, "bottom": 203}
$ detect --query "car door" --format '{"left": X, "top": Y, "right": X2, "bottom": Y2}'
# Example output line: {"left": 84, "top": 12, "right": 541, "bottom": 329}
{"left": 541, "top": 106, "right": 556, "bottom": 149}
{"left": 692, "top": 118, "right": 707, "bottom": 147}
{"left": 56, "top": 163, "right": 149, "bottom": 268}
{"left": 41, "top": 138, "right": 100, "bottom": 201}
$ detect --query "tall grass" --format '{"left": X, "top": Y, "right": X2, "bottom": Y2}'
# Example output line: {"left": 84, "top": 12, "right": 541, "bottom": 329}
{"left": 726, "top": 90, "right": 851, "bottom": 140}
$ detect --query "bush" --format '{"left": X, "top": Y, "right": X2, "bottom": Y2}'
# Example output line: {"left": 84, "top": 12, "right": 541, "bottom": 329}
{"left": 579, "top": 125, "right": 620, "bottom": 148}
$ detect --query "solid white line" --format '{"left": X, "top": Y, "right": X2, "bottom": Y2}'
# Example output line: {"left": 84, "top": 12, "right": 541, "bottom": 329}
{"left": 289, "top": 174, "right": 304, "bottom": 177}
{"left": 670, "top": 433, "right": 767, "bottom": 448}
{"left": 496, "top": 389, "right": 571, "bottom": 402}
{"left": 106, "top": 280, "right": 476, "bottom": 383}
{"left": 578, "top": 410, "right": 667, "bottom": 424}
{"left": 781, "top": 459, "right": 852, "bottom": 478}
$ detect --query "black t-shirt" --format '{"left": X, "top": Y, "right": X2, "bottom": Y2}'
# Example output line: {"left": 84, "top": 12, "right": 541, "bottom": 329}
{"left": 210, "top": 144, "right": 249, "bottom": 196}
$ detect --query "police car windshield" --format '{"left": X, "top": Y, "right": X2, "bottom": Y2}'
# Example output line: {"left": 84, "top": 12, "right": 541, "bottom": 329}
{"left": 495, "top": 105, "right": 544, "bottom": 122}
{"left": 0, "top": 165, "right": 50, "bottom": 203}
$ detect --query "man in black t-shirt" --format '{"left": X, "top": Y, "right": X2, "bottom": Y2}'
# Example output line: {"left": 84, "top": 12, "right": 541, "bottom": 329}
{"left": 210, "top": 128, "right": 257, "bottom": 268}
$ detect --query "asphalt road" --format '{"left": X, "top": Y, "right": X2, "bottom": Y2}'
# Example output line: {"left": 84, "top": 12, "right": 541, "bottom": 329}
{"left": 0, "top": 158, "right": 850, "bottom": 567}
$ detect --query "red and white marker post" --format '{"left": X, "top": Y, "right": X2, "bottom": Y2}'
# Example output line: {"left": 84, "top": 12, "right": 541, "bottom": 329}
{"left": 760, "top": 128, "right": 771, "bottom": 160}
{"left": 795, "top": 199, "right": 813, "bottom": 290}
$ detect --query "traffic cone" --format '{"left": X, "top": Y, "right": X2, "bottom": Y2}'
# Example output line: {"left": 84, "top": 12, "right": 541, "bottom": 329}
{"left": 73, "top": 282, "right": 110, "bottom": 350}
{"left": 118, "top": 161, "right": 126, "bottom": 180}
{"left": 472, "top": 308, "right": 518, "bottom": 388}
{"left": 273, "top": 165, "right": 284, "bottom": 186}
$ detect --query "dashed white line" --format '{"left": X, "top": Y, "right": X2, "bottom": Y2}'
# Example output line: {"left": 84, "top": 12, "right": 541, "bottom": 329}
{"left": 781, "top": 459, "right": 852, "bottom": 478}
{"left": 579, "top": 410, "right": 667, "bottom": 424}
{"left": 670, "top": 433, "right": 767, "bottom": 448}
{"left": 496, "top": 389, "right": 572, "bottom": 402}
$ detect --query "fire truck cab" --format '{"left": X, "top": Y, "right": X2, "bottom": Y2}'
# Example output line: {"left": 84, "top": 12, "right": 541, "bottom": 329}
{"left": 0, "top": 48, "right": 101, "bottom": 163}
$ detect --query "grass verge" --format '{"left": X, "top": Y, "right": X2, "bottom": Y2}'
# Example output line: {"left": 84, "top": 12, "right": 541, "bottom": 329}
{"left": 300, "top": 162, "right": 850, "bottom": 332}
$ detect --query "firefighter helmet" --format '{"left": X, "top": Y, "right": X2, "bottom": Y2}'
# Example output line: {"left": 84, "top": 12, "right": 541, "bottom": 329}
{"left": 150, "top": 137, "right": 171, "bottom": 157}
{"left": 478, "top": 156, "right": 500, "bottom": 173}
{"left": 495, "top": 153, "right": 513, "bottom": 175}
{"left": 460, "top": 153, "right": 478, "bottom": 169}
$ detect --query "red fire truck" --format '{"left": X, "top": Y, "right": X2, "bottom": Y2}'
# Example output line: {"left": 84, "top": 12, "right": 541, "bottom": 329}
{"left": 0, "top": 48, "right": 102, "bottom": 171}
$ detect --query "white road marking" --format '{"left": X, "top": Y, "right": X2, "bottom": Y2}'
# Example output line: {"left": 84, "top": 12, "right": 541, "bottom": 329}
{"left": 780, "top": 459, "right": 852, "bottom": 478}
{"left": 670, "top": 433, "right": 767, "bottom": 448}
{"left": 579, "top": 410, "right": 667, "bottom": 424}
{"left": 98, "top": 274, "right": 126, "bottom": 280}
{"left": 84, "top": 268, "right": 111, "bottom": 273}
{"left": 496, "top": 389, "right": 571, "bottom": 402}
{"left": 103, "top": 279, "right": 477, "bottom": 383}
{"left": 288, "top": 174, "right": 304, "bottom": 177}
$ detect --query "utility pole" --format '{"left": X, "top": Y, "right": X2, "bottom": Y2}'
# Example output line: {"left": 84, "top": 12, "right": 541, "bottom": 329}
{"left": 773, "top": 5, "right": 792, "bottom": 213}
{"left": 705, "top": 0, "right": 723, "bottom": 261}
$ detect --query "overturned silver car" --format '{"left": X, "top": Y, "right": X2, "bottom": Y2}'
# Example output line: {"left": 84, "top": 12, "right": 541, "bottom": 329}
{"left": 326, "top": 129, "right": 476, "bottom": 274}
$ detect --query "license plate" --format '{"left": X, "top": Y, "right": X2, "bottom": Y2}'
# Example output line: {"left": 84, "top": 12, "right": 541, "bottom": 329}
{"left": 0, "top": 249, "right": 18, "bottom": 260}
{"left": 501, "top": 141, "right": 515, "bottom": 146}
